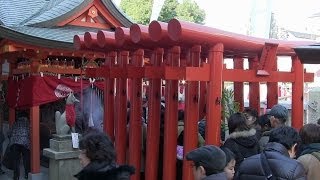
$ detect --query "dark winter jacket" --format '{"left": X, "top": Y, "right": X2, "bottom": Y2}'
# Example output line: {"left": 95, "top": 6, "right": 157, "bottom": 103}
{"left": 235, "top": 142, "right": 306, "bottom": 180}
{"left": 223, "top": 129, "right": 259, "bottom": 171}
{"left": 258, "top": 130, "right": 271, "bottom": 151}
{"left": 203, "top": 172, "right": 227, "bottom": 180}
{"left": 74, "top": 161, "right": 135, "bottom": 180}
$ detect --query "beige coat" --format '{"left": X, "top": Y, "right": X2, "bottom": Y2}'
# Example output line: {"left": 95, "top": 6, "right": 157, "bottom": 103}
{"left": 297, "top": 153, "right": 320, "bottom": 180}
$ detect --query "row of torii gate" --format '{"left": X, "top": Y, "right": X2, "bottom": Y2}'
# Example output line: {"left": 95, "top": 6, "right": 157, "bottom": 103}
{"left": 74, "top": 19, "right": 314, "bottom": 180}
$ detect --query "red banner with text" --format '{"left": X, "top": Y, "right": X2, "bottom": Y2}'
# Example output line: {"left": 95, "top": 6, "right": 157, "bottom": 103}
{"left": 7, "top": 76, "right": 104, "bottom": 108}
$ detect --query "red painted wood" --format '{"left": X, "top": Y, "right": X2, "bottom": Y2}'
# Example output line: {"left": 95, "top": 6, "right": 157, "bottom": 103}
{"left": 73, "top": 35, "right": 86, "bottom": 50}
{"left": 183, "top": 45, "right": 201, "bottom": 180}
{"left": 9, "top": 108, "right": 15, "bottom": 126}
{"left": 128, "top": 49, "right": 144, "bottom": 180}
{"left": 130, "top": 24, "right": 150, "bottom": 44}
{"left": 199, "top": 82, "right": 207, "bottom": 119}
{"left": 162, "top": 46, "right": 180, "bottom": 180}
{"left": 148, "top": 21, "right": 171, "bottom": 44}
{"left": 233, "top": 57, "right": 244, "bottom": 111}
{"left": 249, "top": 57, "right": 260, "bottom": 114}
{"left": 103, "top": 52, "right": 116, "bottom": 141}
{"left": 223, "top": 69, "right": 313, "bottom": 82}
{"left": 199, "top": 58, "right": 207, "bottom": 119}
{"left": 292, "top": 56, "right": 304, "bottom": 129}
{"left": 30, "top": 106, "right": 40, "bottom": 173}
{"left": 115, "top": 27, "right": 132, "bottom": 46}
{"left": 68, "top": 20, "right": 111, "bottom": 29}
{"left": 206, "top": 43, "right": 223, "bottom": 145}
{"left": 96, "top": 30, "right": 116, "bottom": 48}
{"left": 257, "top": 43, "right": 278, "bottom": 74}
{"left": 57, "top": 1, "right": 95, "bottom": 26}
{"left": 57, "top": 0, "right": 123, "bottom": 27}
{"left": 167, "top": 19, "right": 315, "bottom": 56}
{"left": 115, "top": 51, "right": 129, "bottom": 164}
{"left": 267, "top": 58, "right": 278, "bottom": 109}
{"left": 145, "top": 48, "right": 163, "bottom": 180}
{"left": 84, "top": 32, "right": 99, "bottom": 49}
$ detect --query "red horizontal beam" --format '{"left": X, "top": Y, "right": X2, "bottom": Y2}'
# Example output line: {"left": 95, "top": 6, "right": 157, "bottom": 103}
{"left": 167, "top": 19, "right": 315, "bottom": 56}
{"left": 73, "top": 35, "right": 85, "bottom": 50}
{"left": 86, "top": 65, "right": 314, "bottom": 83}
{"left": 223, "top": 69, "right": 314, "bottom": 82}
{"left": 115, "top": 27, "right": 132, "bottom": 47}
{"left": 96, "top": 30, "right": 117, "bottom": 48}
{"left": 84, "top": 32, "right": 99, "bottom": 49}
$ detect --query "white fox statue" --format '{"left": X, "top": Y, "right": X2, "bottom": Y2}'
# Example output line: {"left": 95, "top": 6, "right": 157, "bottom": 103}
{"left": 55, "top": 92, "right": 79, "bottom": 135}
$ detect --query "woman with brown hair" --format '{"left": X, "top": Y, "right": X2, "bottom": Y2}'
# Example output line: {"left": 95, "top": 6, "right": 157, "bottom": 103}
{"left": 297, "top": 123, "right": 320, "bottom": 180}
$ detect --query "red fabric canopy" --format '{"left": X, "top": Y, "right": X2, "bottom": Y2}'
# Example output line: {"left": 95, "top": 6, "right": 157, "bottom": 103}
{"left": 7, "top": 76, "right": 104, "bottom": 108}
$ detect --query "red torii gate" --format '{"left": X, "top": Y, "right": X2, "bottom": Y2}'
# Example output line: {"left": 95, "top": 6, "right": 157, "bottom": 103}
{"left": 74, "top": 19, "right": 314, "bottom": 180}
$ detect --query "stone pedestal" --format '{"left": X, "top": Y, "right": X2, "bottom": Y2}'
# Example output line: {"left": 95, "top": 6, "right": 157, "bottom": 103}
{"left": 43, "top": 134, "right": 82, "bottom": 180}
{"left": 307, "top": 87, "right": 320, "bottom": 124}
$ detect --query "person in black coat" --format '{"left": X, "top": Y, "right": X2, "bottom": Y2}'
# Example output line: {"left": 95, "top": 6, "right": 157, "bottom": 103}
{"left": 222, "top": 112, "right": 260, "bottom": 172}
{"left": 235, "top": 126, "right": 306, "bottom": 180}
{"left": 74, "top": 131, "right": 135, "bottom": 180}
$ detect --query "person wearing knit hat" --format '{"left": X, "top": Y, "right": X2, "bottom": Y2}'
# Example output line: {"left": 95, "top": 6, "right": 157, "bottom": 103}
{"left": 186, "top": 145, "right": 227, "bottom": 180}
{"left": 268, "top": 104, "right": 288, "bottom": 128}
{"left": 259, "top": 104, "right": 289, "bottom": 151}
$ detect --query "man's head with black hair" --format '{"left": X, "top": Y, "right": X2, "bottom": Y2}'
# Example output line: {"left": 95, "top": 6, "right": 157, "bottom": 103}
{"left": 269, "top": 126, "right": 300, "bottom": 158}
{"left": 243, "top": 107, "right": 258, "bottom": 127}
{"left": 79, "top": 131, "right": 116, "bottom": 167}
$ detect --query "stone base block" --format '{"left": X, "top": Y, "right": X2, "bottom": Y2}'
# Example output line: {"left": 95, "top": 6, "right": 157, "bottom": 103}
{"left": 28, "top": 173, "right": 43, "bottom": 180}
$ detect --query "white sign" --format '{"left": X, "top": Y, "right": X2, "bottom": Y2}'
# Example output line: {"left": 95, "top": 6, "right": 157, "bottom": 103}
{"left": 71, "top": 133, "right": 79, "bottom": 149}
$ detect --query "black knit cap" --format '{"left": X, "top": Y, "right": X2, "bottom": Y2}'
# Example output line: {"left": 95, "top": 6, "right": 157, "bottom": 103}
{"left": 186, "top": 145, "right": 226, "bottom": 175}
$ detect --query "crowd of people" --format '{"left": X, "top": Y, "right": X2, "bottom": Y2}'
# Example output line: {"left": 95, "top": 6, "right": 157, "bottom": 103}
{"left": 1, "top": 102, "right": 320, "bottom": 180}
{"left": 185, "top": 104, "right": 320, "bottom": 180}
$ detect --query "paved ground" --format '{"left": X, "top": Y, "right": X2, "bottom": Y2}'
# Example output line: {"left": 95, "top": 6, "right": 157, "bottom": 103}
{"left": 0, "top": 165, "right": 48, "bottom": 180}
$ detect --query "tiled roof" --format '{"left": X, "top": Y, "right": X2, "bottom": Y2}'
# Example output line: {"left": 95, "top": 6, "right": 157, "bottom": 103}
{"left": 0, "top": 0, "right": 47, "bottom": 26}
{"left": 0, "top": 25, "right": 101, "bottom": 49}
{"left": 24, "top": 0, "right": 88, "bottom": 27}
{"left": 0, "top": 0, "right": 132, "bottom": 49}
{"left": 8, "top": 25, "right": 100, "bottom": 43}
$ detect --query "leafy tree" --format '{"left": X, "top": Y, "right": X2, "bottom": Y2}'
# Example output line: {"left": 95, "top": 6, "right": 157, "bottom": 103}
{"left": 120, "top": 0, "right": 153, "bottom": 25}
{"left": 176, "top": 0, "right": 205, "bottom": 24}
{"left": 120, "top": 0, "right": 205, "bottom": 25}
{"left": 158, "top": 0, "right": 179, "bottom": 22}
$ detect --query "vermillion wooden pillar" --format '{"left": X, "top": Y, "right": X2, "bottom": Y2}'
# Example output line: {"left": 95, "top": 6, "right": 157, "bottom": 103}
{"left": 103, "top": 52, "right": 116, "bottom": 141}
{"left": 183, "top": 46, "right": 201, "bottom": 180}
{"left": 30, "top": 106, "right": 40, "bottom": 174}
{"left": 9, "top": 108, "right": 15, "bottom": 126}
{"left": 233, "top": 57, "right": 244, "bottom": 111}
{"left": 128, "top": 49, "right": 144, "bottom": 180}
{"left": 145, "top": 48, "right": 163, "bottom": 180}
{"left": 292, "top": 56, "right": 304, "bottom": 129}
{"left": 249, "top": 57, "right": 260, "bottom": 114}
{"left": 199, "top": 57, "right": 207, "bottom": 119}
{"left": 267, "top": 58, "right": 278, "bottom": 109}
{"left": 115, "top": 51, "right": 129, "bottom": 164}
{"left": 163, "top": 47, "right": 180, "bottom": 180}
{"left": 206, "top": 43, "right": 224, "bottom": 145}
